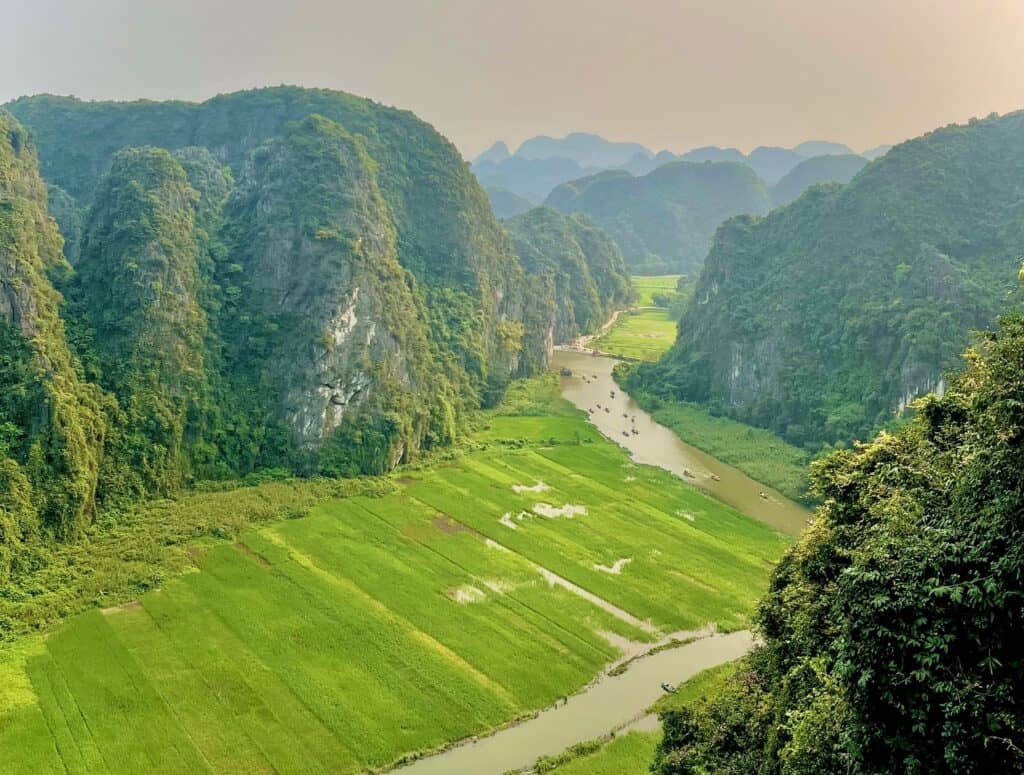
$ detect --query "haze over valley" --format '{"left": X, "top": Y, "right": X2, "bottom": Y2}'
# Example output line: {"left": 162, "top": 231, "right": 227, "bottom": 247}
{"left": 3, "top": 3, "right": 1024, "bottom": 773}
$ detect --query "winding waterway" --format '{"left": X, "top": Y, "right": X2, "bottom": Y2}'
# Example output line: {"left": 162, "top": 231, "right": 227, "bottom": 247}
{"left": 397, "top": 631, "right": 752, "bottom": 775}
{"left": 397, "top": 349, "right": 808, "bottom": 774}
{"left": 552, "top": 348, "right": 809, "bottom": 535}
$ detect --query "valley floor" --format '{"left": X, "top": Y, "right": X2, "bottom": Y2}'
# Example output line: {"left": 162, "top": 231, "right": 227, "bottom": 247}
{"left": 591, "top": 307, "right": 677, "bottom": 361}
{"left": 0, "top": 376, "right": 788, "bottom": 774}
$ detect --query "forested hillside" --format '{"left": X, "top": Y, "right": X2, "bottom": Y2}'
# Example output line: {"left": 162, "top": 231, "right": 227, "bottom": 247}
{"left": 653, "top": 308, "right": 1024, "bottom": 774}
{"left": 0, "top": 89, "right": 631, "bottom": 562}
{"left": 545, "top": 161, "right": 770, "bottom": 274}
{"left": 633, "top": 111, "right": 1024, "bottom": 449}
{"left": 770, "top": 153, "right": 867, "bottom": 206}
{"left": 505, "top": 207, "right": 632, "bottom": 346}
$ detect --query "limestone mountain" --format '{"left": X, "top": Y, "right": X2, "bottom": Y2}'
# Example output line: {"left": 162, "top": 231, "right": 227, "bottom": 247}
{"left": 0, "top": 112, "right": 108, "bottom": 554}
{"left": 472, "top": 155, "right": 594, "bottom": 203}
{"left": 0, "top": 88, "right": 633, "bottom": 546}
{"left": 514, "top": 132, "right": 652, "bottom": 168}
{"left": 770, "top": 153, "right": 868, "bottom": 206}
{"left": 72, "top": 147, "right": 211, "bottom": 498}
{"left": 791, "top": 139, "right": 856, "bottom": 157}
{"left": 745, "top": 145, "right": 808, "bottom": 184}
{"left": 631, "top": 110, "right": 1024, "bottom": 449}
{"left": 220, "top": 115, "right": 455, "bottom": 476}
{"left": 545, "top": 161, "right": 771, "bottom": 274}
{"left": 505, "top": 207, "right": 632, "bottom": 345}
{"left": 472, "top": 140, "right": 510, "bottom": 165}
{"left": 484, "top": 186, "right": 534, "bottom": 219}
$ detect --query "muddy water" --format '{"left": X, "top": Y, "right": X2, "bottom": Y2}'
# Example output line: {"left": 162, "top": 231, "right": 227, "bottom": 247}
{"left": 395, "top": 349, "right": 806, "bottom": 774}
{"left": 397, "top": 631, "right": 753, "bottom": 775}
{"left": 552, "top": 349, "right": 809, "bottom": 535}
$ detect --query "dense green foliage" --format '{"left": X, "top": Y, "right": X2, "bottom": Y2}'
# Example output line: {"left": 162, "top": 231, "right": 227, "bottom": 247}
{"left": 652, "top": 312, "right": 1024, "bottom": 773}
{"left": 545, "top": 161, "right": 770, "bottom": 274}
{"left": 619, "top": 373, "right": 811, "bottom": 502}
{"left": 770, "top": 153, "right": 867, "bottom": 206}
{"left": 636, "top": 111, "right": 1024, "bottom": 450}
{"left": 505, "top": 207, "right": 632, "bottom": 342}
{"left": 73, "top": 147, "right": 211, "bottom": 498}
{"left": 0, "top": 375, "right": 787, "bottom": 772}
{"left": 0, "top": 90, "right": 632, "bottom": 558}
{"left": 0, "top": 111, "right": 109, "bottom": 554}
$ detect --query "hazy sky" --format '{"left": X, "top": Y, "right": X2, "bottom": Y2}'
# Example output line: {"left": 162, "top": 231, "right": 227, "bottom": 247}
{"left": 5, "top": 1, "right": 1024, "bottom": 157}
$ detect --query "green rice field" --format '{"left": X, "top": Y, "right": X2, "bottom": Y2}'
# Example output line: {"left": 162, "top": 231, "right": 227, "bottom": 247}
{"left": 591, "top": 308, "right": 677, "bottom": 361}
{"left": 0, "top": 379, "right": 788, "bottom": 774}
{"left": 630, "top": 275, "right": 682, "bottom": 307}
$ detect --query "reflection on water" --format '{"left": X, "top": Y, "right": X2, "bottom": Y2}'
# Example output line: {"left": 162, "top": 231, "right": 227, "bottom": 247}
{"left": 552, "top": 349, "right": 809, "bottom": 535}
{"left": 396, "top": 631, "right": 753, "bottom": 775}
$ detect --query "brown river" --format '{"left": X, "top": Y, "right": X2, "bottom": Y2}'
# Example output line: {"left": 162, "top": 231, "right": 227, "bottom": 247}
{"left": 395, "top": 350, "right": 809, "bottom": 774}
{"left": 552, "top": 349, "right": 809, "bottom": 535}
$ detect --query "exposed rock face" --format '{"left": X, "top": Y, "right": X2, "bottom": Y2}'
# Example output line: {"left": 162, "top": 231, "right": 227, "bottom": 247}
{"left": 5, "top": 89, "right": 536, "bottom": 397}
{"left": 0, "top": 89, "right": 636, "bottom": 529}
{"left": 225, "top": 115, "right": 441, "bottom": 456}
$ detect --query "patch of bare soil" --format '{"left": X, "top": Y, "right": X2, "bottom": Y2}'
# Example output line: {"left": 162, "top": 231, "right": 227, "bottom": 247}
{"left": 234, "top": 541, "right": 272, "bottom": 568}
{"left": 101, "top": 600, "right": 142, "bottom": 616}
{"left": 432, "top": 514, "right": 482, "bottom": 538}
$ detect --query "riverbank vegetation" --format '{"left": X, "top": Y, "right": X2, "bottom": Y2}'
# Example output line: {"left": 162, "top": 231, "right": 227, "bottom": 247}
{"left": 651, "top": 312, "right": 1024, "bottom": 773}
{"left": 0, "top": 374, "right": 789, "bottom": 773}
{"left": 617, "top": 365, "right": 812, "bottom": 502}
{"left": 636, "top": 110, "right": 1024, "bottom": 452}
{"left": 537, "top": 661, "right": 743, "bottom": 774}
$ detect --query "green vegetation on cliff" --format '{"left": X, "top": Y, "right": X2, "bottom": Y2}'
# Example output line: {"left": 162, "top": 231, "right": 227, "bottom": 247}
{"left": 652, "top": 311, "right": 1024, "bottom": 773}
{"left": 545, "top": 161, "right": 770, "bottom": 274}
{"left": 0, "top": 112, "right": 108, "bottom": 556}
{"left": 635, "top": 111, "right": 1024, "bottom": 450}
{"left": 73, "top": 147, "right": 210, "bottom": 498}
{"left": 1, "top": 90, "right": 635, "bottom": 572}
{"left": 770, "top": 153, "right": 867, "bottom": 206}
{"left": 505, "top": 207, "right": 632, "bottom": 343}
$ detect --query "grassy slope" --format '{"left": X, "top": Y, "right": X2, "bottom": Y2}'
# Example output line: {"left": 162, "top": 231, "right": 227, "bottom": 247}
{"left": 0, "top": 376, "right": 788, "bottom": 773}
{"left": 543, "top": 731, "right": 659, "bottom": 775}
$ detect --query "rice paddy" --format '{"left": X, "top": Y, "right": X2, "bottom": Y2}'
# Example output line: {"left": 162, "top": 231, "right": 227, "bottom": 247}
{"left": 590, "top": 307, "right": 678, "bottom": 361}
{"left": 0, "top": 377, "right": 789, "bottom": 774}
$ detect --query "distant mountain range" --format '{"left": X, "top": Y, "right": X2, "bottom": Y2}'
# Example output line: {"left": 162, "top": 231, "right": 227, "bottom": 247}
{"left": 472, "top": 132, "right": 888, "bottom": 206}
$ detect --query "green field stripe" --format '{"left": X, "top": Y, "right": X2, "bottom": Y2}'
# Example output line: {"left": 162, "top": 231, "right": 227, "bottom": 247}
{"left": 191, "top": 542, "right": 503, "bottom": 769}
{"left": 426, "top": 449, "right": 778, "bottom": 631}
{"left": 284, "top": 499, "right": 626, "bottom": 708}
{"left": 139, "top": 582, "right": 353, "bottom": 773}
{"left": 44, "top": 610, "right": 213, "bottom": 774}
{"left": 256, "top": 526, "right": 521, "bottom": 711}
{"left": 18, "top": 659, "right": 80, "bottom": 773}
{"left": 0, "top": 701, "right": 68, "bottom": 775}
{"left": 353, "top": 498, "right": 621, "bottom": 663}
{"left": 26, "top": 651, "right": 108, "bottom": 774}
{"left": 104, "top": 605, "right": 276, "bottom": 774}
